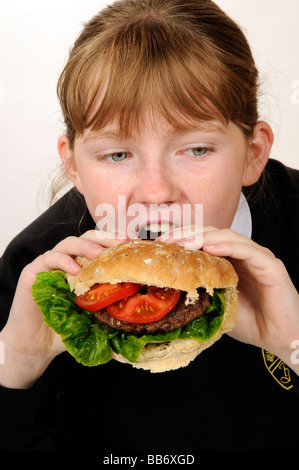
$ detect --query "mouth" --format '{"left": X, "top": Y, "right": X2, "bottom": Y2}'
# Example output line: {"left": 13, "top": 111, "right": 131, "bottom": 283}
{"left": 138, "top": 223, "right": 175, "bottom": 240}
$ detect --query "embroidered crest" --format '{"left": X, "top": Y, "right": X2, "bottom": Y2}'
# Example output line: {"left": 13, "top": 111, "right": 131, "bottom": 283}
{"left": 262, "top": 349, "right": 293, "bottom": 390}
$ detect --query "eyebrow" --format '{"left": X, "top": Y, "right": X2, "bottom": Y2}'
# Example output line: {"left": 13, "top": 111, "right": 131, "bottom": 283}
{"left": 83, "top": 121, "right": 228, "bottom": 143}
{"left": 83, "top": 130, "right": 123, "bottom": 143}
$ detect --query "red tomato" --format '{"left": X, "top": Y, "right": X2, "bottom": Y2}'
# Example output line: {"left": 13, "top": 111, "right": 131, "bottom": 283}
{"left": 106, "top": 286, "right": 181, "bottom": 323}
{"left": 75, "top": 282, "right": 141, "bottom": 312}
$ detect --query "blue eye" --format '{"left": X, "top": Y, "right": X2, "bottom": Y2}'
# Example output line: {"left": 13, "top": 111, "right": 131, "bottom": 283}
{"left": 109, "top": 152, "right": 128, "bottom": 162}
{"left": 190, "top": 147, "right": 207, "bottom": 157}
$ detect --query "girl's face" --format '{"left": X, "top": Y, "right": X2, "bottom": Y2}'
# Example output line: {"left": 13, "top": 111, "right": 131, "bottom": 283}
{"left": 60, "top": 115, "right": 268, "bottom": 236}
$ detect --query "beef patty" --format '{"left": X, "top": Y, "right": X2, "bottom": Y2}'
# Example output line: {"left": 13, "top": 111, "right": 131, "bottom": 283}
{"left": 93, "top": 289, "right": 210, "bottom": 334}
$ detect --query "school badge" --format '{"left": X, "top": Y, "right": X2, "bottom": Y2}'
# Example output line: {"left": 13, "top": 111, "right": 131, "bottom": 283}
{"left": 262, "top": 349, "right": 293, "bottom": 390}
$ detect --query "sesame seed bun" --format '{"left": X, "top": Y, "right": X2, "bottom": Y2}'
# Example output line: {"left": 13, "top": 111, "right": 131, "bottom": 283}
{"left": 68, "top": 240, "right": 238, "bottom": 298}
{"left": 67, "top": 240, "right": 238, "bottom": 372}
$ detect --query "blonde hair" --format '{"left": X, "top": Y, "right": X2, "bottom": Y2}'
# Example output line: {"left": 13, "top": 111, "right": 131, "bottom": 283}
{"left": 53, "top": 0, "right": 259, "bottom": 200}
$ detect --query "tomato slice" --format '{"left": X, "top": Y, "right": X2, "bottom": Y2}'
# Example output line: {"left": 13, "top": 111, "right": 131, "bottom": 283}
{"left": 106, "top": 286, "right": 181, "bottom": 323}
{"left": 75, "top": 282, "right": 141, "bottom": 312}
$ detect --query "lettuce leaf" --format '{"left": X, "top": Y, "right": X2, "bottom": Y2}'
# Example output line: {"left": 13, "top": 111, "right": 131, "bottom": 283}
{"left": 32, "top": 271, "right": 117, "bottom": 366}
{"left": 32, "top": 271, "right": 225, "bottom": 367}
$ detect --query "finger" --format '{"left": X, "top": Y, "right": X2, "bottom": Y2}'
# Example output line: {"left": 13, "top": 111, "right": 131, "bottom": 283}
{"left": 159, "top": 226, "right": 218, "bottom": 241}
{"left": 22, "top": 251, "right": 82, "bottom": 287}
{"left": 202, "top": 227, "right": 275, "bottom": 263}
{"left": 202, "top": 227, "right": 256, "bottom": 247}
{"left": 158, "top": 226, "right": 215, "bottom": 249}
{"left": 81, "top": 229, "right": 130, "bottom": 246}
{"left": 53, "top": 237, "right": 103, "bottom": 265}
{"left": 27, "top": 236, "right": 106, "bottom": 279}
{"left": 202, "top": 240, "right": 278, "bottom": 282}
{"left": 53, "top": 232, "right": 130, "bottom": 272}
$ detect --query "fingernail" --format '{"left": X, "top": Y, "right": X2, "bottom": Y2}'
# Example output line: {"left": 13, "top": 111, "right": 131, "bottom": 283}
{"left": 70, "top": 260, "right": 80, "bottom": 272}
{"left": 203, "top": 245, "right": 221, "bottom": 253}
{"left": 92, "top": 244, "right": 103, "bottom": 253}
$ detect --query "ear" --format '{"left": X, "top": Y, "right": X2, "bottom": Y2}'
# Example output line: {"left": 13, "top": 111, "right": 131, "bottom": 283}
{"left": 57, "top": 135, "right": 83, "bottom": 194}
{"left": 242, "top": 121, "right": 274, "bottom": 186}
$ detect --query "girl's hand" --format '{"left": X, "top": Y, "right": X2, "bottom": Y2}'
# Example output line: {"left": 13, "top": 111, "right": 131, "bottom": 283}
{"left": 159, "top": 227, "right": 299, "bottom": 373}
{"left": 0, "top": 231, "right": 128, "bottom": 388}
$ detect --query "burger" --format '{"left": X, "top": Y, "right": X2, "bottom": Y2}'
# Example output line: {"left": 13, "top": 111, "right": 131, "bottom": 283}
{"left": 32, "top": 240, "right": 238, "bottom": 372}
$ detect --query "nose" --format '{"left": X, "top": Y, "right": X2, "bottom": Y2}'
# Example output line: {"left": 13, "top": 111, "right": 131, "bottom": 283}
{"left": 133, "top": 159, "right": 180, "bottom": 205}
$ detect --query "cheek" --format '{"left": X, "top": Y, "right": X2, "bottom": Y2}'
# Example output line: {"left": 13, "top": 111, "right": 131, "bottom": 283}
{"left": 79, "top": 168, "right": 133, "bottom": 221}
{"left": 187, "top": 162, "right": 244, "bottom": 227}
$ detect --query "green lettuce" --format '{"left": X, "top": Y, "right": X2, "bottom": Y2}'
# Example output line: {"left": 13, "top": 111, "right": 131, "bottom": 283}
{"left": 31, "top": 271, "right": 225, "bottom": 367}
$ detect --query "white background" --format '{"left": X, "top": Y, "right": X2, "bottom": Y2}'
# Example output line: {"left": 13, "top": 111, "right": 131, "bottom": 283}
{"left": 1, "top": 0, "right": 299, "bottom": 255}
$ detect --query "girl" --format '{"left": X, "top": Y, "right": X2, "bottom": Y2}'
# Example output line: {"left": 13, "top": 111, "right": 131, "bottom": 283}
{"left": 0, "top": 0, "right": 298, "bottom": 451}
